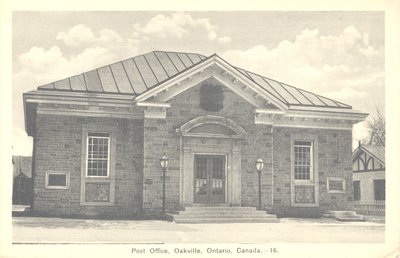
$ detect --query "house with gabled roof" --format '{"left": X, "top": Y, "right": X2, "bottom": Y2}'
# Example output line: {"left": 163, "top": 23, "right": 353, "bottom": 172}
{"left": 352, "top": 143, "right": 385, "bottom": 203}
{"left": 23, "top": 50, "right": 368, "bottom": 220}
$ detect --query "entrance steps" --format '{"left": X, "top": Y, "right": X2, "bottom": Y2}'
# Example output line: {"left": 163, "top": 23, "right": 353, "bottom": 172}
{"left": 169, "top": 206, "right": 279, "bottom": 224}
{"left": 323, "top": 210, "right": 365, "bottom": 222}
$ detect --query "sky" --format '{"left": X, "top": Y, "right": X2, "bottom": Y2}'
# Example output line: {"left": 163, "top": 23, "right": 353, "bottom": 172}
{"left": 12, "top": 11, "right": 385, "bottom": 156}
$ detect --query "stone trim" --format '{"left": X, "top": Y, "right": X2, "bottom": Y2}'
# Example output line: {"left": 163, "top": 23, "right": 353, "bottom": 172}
{"left": 80, "top": 125, "right": 116, "bottom": 206}
{"left": 290, "top": 135, "right": 319, "bottom": 207}
{"left": 327, "top": 177, "right": 346, "bottom": 193}
{"left": 179, "top": 115, "right": 247, "bottom": 139}
{"left": 45, "top": 171, "right": 70, "bottom": 190}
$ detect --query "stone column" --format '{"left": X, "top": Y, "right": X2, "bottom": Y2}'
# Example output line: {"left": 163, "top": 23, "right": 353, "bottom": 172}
{"left": 231, "top": 145, "right": 241, "bottom": 206}
{"left": 182, "top": 146, "right": 193, "bottom": 205}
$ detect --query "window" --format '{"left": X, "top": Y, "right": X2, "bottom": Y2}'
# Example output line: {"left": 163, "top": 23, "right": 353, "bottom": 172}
{"left": 374, "top": 179, "right": 385, "bottom": 201}
{"left": 327, "top": 177, "right": 345, "bottom": 193}
{"left": 45, "top": 172, "right": 69, "bottom": 189}
{"left": 87, "top": 132, "right": 110, "bottom": 177}
{"left": 353, "top": 181, "right": 361, "bottom": 201}
{"left": 294, "top": 141, "right": 313, "bottom": 181}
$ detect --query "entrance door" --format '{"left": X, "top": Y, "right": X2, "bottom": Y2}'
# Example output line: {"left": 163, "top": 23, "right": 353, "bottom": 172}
{"left": 193, "top": 155, "right": 226, "bottom": 204}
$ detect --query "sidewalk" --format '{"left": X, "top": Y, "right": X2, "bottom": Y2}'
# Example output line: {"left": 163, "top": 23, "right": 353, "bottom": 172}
{"left": 12, "top": 216, "right": 385, "bottom": 244}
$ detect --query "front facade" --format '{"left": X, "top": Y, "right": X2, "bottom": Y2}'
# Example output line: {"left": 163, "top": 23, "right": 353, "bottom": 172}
{"left": 23, "top": 51, "right": 367, "bottom": 218}
{"left": 352, "top": 144, "right": 385, "bottom": 202}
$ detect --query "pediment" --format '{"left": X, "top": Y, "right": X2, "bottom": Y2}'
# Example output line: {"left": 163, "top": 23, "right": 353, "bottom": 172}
{"left": 135, "top": 55, "right": 288, "bottom": 111}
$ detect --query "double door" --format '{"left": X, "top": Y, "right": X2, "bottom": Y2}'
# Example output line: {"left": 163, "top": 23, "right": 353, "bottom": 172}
{"left": 193, "top": 155, "right": 226, "bottom": 204}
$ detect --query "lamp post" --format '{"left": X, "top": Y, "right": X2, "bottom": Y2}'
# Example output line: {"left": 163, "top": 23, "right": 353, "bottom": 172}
{"left": 255, "top": 157, "right": 264, "bottom": 210}
{"left": 160, "top": 153, "right": 169, "bottom": 216}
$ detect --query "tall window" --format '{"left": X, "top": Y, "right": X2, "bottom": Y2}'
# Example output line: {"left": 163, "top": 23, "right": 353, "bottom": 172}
{"left": 87, "top": 132, "right": 110, "bottom": 177}
{"left": 294, "top": 141, "right": 313, "bottom": 181}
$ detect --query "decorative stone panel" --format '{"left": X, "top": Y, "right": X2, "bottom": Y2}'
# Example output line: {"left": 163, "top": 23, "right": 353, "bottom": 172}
{"left": 294, "top": 185, "right": 315, "bottom": 203}
{"left": 85, "top": 182, "right": 110, "bottom": 202}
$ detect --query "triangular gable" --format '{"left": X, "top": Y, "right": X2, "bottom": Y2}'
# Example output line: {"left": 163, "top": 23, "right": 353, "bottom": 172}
{"left": 352, "top": 145, "right": 385, "bottom": 172}
{"left": 135, "top": 54, "right": 289, "bottom": 111}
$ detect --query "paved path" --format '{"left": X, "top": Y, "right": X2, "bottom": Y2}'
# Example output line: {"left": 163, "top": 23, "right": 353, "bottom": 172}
{"left": 12, "top": 217, "right": 384, "bottom": 244}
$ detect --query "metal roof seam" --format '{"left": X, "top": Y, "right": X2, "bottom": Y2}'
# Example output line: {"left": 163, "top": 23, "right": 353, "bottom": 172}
{"left": 108, "top": 65, "right": 121, "bottom": 93}
{"left": 131, "top": 57, "right": 148, "bottom": 90}
{"left": 164, "top": 52, "right": 180, "bottom": 73}
{"left": 175, "top": 52, "right": 188, "bottom": 69}
{"left": 95, "top": 69, "right": 106, "bottom": 92}
{"left": 310, "top": 92, "right": 329, "bottom": 106}
{"left": 68, "top": 77, "right": 72, "bottom": 90}
{"left": 184, "top": 53, "right": 195, "bottom": 66}
{"left": 279, "top": 81, "right": 345, "bottom": 108}
{"left": 120, "top": 61, "right": 136, "bottom": 94}
{"left": 287, "top": 85, "right": 315, "bottom": 105}
{"left": 245, "top": 70, "right": 288, "bottom": 105}
{"left": 82, "top": 73, "right": 89, "bottom": 91}
{"left": 260, "top": 76, "right": 289, "bottom": 105}
{"left": 276, "top": 81, "right": 301, "bottom": 105}
{"left": 153, "top": 51, "right": 170, "bottom": 78}
{"left": 143, "top": 54, "right": 160, "bottom": 84}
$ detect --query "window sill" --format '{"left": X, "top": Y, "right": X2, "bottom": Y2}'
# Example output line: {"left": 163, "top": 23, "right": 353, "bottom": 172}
{"left": 45, "top": 186, "right": 69, "bottom": 190}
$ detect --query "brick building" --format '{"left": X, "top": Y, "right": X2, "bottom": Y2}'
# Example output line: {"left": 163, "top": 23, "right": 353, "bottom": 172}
{"left": 23, "top": 51, "right": 368, "bottom": 219}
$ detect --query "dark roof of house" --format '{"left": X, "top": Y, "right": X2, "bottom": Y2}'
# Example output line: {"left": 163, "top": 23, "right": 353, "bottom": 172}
{"left": 37, "top": 50, "right": 351, "bottom": 109}
{"left": 12, "top": 156, "right": 32, "bottom": 178}
{"left": 362, "top": 145, "right": 385, "bottom": 163}
{"left": 353, "top": 144, "right": 385, "bottom": 164}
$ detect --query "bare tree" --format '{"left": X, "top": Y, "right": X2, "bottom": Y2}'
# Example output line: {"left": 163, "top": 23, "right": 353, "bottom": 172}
{"left": 363, "top": 105, "right": 385, "bottom": 146}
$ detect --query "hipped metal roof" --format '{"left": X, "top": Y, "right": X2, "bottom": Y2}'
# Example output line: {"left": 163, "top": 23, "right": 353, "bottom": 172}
{"left": 37, "top": 50, "right": 351, "bottom": 109}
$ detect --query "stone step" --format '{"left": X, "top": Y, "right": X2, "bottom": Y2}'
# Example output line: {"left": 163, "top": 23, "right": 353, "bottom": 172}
{"left": 174, "top": 213, "right": 273, "bottom": 219}
{"left": 183, "top": 206, "right": 257, "bottom": 211}
{"left": 336, "top": 216, "right": 365, "bottom": 222}
{"left": 172, "top": 206, "right": 279, "bottom": 224}
{"left": 178, "top": 210, "right": 266, "bottom": 215}
{"left": 325, "top": 210, "right": 358, "bottom": 216}
{"left": 323, "top": 210, "right": 365, "bottom": 222}
{"left": 173, "top": 217, "right": 279, "bottom": 224}
{"left": 190, "top": 203, "right": 231, "bottom": 207}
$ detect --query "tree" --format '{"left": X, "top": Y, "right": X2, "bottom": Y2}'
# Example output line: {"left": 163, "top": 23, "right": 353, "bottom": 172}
{"left": 363, "top": 105, "right": 385, "bottom": 146}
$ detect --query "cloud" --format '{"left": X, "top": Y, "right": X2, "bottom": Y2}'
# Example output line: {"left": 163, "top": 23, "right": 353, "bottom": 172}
{"left": 132, "top": 12, "right": 230, "bottom": 44}
{"left": 12, "top": 128, "right": 33, "bottom": 156}
{"left": 221, "top": 25, "right": 384, "bottom": 111}
{"left": 352, "top": 121, "right": 370, "bottom": 149}
{"left": 57, "top": 24, "right": 95, "bottom": 48}
{"left": 324, "top": 87, "right": 368, "bottom": 100}
{"left": 217, "top": 36, "right": 232, "bottom": 45}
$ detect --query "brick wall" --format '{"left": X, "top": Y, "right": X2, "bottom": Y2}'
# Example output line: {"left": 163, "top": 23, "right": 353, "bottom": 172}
{"left": 33, "top": 113, "right": 143, "bottom": 218}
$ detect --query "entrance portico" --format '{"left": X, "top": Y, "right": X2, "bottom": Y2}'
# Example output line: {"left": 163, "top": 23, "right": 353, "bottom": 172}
{"left": 178, "top": 115, "right": 246, "bottom": 207}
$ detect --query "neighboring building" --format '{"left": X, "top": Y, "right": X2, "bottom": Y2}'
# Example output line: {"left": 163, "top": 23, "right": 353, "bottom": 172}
{"left": 23, "top": 51, "right": 367, "bottom": 219}
{"left": 12, "top": 156, "right": 33, "bottom": 205}
{"left": 352, "top": 143, "right": 385, "bottom": 202}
